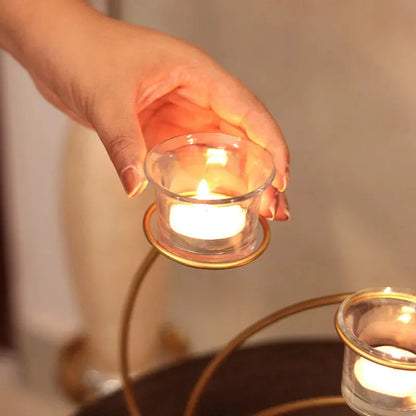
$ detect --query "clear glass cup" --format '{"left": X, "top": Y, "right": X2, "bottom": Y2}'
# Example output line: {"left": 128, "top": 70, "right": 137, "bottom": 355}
{"left": 336, "top": 287, "right": 416, "bottom": 416}
{"left": 144, "top": 133, "right": 275, "bottom": 264}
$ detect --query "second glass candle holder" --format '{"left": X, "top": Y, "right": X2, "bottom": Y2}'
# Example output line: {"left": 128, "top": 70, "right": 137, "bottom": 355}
{"left": 144, "top": 133, "right": 275, "bottom": 264}
{"left": 336, "top": 287, "right": 416, "bottom": 416}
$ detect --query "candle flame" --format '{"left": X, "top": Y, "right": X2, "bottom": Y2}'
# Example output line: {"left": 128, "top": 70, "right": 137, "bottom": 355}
{"left": 196, "top": 179, "right": 222, "bottom": 200}
{"left": 206, "top": 149, "right": 227, "bottom": 165}
{"left": 196, "top": 179, "right": 225, "bottom": 200}
{"left": 197, "top": 179, "right": 211, "bottom": 199}
{"left": 170, "top": 178, "right": 246, "bottom": 239}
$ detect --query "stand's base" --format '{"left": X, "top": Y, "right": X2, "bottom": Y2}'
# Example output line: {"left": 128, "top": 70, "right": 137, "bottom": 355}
{"left": 73, "top": 340, "right": 355, "bottom": 416}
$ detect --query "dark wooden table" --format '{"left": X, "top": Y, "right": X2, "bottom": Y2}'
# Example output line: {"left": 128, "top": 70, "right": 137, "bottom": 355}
{"left": 73, "top": 340, "right": 355, "bottom": 416}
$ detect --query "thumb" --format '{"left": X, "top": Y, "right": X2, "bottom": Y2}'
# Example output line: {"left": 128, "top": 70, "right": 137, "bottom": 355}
{"left": 92, "top": 100, "right": 148, "bottom": 198}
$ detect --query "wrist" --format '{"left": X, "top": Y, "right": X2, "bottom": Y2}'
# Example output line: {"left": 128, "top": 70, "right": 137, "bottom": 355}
{"left": 0, "top": 0, "right": 93, "bottom": 66}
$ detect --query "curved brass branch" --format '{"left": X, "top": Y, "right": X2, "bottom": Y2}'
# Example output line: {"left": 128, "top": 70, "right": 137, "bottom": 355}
{"left": 184, "top": 293, "right": 351, "bottom": 416}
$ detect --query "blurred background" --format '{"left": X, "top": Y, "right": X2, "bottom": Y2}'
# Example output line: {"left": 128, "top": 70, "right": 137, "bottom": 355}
{"left": 1, "top": 0, "right": 416, "bottom": 414}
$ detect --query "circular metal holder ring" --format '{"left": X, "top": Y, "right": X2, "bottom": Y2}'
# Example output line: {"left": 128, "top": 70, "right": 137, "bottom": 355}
{"left": 143, "top": 202, "right": 270, "bottom": 270}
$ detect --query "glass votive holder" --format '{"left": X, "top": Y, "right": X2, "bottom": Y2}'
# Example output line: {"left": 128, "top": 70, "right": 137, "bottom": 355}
{"left": 336, "top": 287, "right": 416, "bottom": 416}
{"left": 144, "top": 132, "right": 275, "bottom": 264}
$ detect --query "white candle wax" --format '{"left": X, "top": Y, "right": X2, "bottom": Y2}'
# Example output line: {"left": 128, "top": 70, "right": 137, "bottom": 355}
{"left": 354, "top": 346, "right": 416, "bottom": 397}
{"left": 169, "top": 179, "right": 246, "bottom": 240}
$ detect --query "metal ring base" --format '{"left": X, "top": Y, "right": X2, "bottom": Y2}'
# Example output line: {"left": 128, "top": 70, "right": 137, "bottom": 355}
{"left": 143, "top": 202, "right": 270, "bottom": 270}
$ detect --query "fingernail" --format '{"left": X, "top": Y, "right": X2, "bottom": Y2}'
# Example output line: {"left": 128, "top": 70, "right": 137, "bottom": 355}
{"left": 266, "top": 188, "right": 279, "bottom": 221}
{"left": 265, "top": 205, "right": 275, "bottom": 221}
{"left": 282, "top": 207, "right": 291, "bottom": 221}
{"left": 277, "top": 167, "right": 289, "bottom": 193}
{"left": 120, "top": 166, "right": 143, "bottom": 197}
{"left": 277, "top": 178, "right": 286, "bottom": 193}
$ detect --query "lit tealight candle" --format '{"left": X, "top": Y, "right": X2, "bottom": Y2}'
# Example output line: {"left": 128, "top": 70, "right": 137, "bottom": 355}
{"left": 354, "top": 346, "right": 416, "bottom": 397}
{"left": 169, "top": 179, "right": 246, "bottom": 240}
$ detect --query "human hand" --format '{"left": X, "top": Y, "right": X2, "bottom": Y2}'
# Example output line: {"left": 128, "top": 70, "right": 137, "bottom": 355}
{"left": 1, "top": 0, "right": 289, "bottom": 220}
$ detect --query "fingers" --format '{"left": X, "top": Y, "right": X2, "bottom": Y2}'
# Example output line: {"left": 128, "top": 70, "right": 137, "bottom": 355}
{"left": 241, "top": 109, "right": 290, "bottom": 193}
{"left": 208, "top": 70, "right": 290, "bottom": 192}
{"left": 259, "top": 186, "right": 290, "bottom": 222}
{"left": 92, "top": 95, "right": 147, "bottom": 198}
{"left": 275, "top": 191, "right": 290, "bottom": 221}
{"left": 203, "top": 67, "right": 290, "bottom": 220}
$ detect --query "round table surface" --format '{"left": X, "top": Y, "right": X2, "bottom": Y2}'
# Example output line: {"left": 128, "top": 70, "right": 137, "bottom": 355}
{"left": 73, "top": 340, "right": 356, "bottom": 416}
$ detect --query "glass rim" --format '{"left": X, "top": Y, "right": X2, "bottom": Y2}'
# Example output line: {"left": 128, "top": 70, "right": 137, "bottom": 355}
{"left": 336, "top": 287, "right": 416, "bottom": 366}
{"left": 144, "top": 132, "right": 276, "bottom": 205}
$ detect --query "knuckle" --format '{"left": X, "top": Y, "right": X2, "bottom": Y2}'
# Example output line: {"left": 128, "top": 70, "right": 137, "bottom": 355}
{"left": 107, "top": 135, "right": 136, "bottom": 160}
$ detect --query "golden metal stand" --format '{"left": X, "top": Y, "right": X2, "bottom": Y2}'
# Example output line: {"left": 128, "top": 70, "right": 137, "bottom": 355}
{"left": 119, "top": 204, "right": 354, "bottom": 415}
{"left": 119, "top": 247, "right": 159, "bottom": 416}
{"left": 252, "top": 396, "right": 346, "bottom": 416}
{"left": 120, "top": 203, "right": 271, "bottom": 416}
{"left": 183, "top": 293, "right": 351, "bottom": 416}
